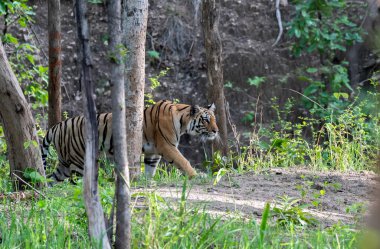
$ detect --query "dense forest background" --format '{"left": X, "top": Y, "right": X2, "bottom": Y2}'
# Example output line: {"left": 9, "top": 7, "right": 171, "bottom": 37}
{"left": 2, "top": 0, "right": 379, "bottom": 165}
{"left": 0, "top": 0, "right": 380, "bottom": 247}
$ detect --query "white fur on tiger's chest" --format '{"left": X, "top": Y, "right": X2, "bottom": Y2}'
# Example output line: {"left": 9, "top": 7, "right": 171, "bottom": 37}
{"left": 143, "top": 142, "right": 156, "bottom": 154}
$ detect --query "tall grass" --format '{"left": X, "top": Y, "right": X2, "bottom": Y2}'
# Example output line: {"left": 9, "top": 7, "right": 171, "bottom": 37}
{"left": 214, "top": 94, "right": 380, "bottom": 173}
{"left": 0, "top": 179, "right": 360, "bottom": 248}
{"left": 0, "top": 186, "right": 91, "bottom": 249}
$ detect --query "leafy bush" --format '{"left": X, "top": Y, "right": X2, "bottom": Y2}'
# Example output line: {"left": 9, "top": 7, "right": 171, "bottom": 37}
{"left": 288, "top": 0, "right": 363, "bottom": 58}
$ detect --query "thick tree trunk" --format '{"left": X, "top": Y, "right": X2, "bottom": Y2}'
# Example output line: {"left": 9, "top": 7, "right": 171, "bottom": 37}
{"left": 75, "top": 1, "right": 111, "bottom": 248}
{"left": 201, "top": 0, "right": 228, "bottom": 156}
{"left": 108, "top": 0, "right": 131, "bottom": 248}
{"left": 0, "top": 41, "right": 45, "bottom": 189}
{"left": 48, "top": 0, "right": 62, "bottom": 127}
{"left": 123, "top": 0, "right": 148, "bottom": 179}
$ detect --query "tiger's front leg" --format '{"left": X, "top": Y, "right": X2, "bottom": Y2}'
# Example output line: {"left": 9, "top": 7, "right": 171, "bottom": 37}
{"left": 144, "top": 154, "right": 162, "bottom": 179}
{"left": 158, "top": 144, "right": 197, "bottom": 179}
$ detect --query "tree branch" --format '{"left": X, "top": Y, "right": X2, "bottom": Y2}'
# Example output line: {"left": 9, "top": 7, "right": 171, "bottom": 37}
{"left": 272, "top": 0, "right": 284, "bottom": 47}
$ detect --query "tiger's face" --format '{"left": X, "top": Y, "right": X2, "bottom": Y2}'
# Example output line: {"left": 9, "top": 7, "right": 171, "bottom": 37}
{"left": 189, "top": 104, "right": 219, "bottom": 141}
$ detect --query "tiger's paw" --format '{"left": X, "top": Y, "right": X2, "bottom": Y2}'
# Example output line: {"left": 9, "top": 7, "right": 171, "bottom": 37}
{"left": 189, "top": 172, "right": 208, "bottom": 182}
{"left": 197, "top": 172, "right": 209, "bottom": 179}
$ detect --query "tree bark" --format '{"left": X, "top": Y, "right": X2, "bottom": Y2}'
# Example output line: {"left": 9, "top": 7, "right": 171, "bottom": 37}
{"left": 48, "top": 0, "right": 62, "bottom": 127}
{"left": 108, "top": 0, "right": 131, "bottom": 248}
{"left": 75, "top": 1, "right": 111, "bottom": 248}
{"left": 0, "top": 41, "right": 45, "bottom": 190}
{"left": 201, "top": 0, "right": 228, "bottom": 156}
{"left": 123, "top": 0, "right": 149, "bottom": 179}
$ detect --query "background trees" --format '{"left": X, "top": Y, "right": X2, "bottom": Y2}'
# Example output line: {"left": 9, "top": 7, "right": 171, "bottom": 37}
{"left": 47, "top": 0, "right": 62, "bottom": 127}
{"left": 201, "top": 0, "right": 228, "bottom": 156}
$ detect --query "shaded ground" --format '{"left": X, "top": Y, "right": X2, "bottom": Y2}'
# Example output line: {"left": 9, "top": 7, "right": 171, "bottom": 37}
{"left": 136, "top": 168, "right": 378, "bottom": 227}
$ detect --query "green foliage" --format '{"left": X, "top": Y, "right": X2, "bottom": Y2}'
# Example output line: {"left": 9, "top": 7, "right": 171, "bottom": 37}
{"left": 1, "top": 1, "right": 48, "bottom": 111}
{"left": 237, "top": 88, "right": 379, "bottom": 171}
{"left": 147, "top": 50, "right": 160, "bottom": 60}
{"left": 272, "top": 195, "right": 317, "bottom": 227}
{"left": 259, "top": 202, "right": 270, "bottom": 244}
{"left": 0, "top": 126, "right": 6, "bottom": 155}
{"left": 23, "top": 168, "right": 46, "bottom": 184}
{"left": 247, "top": 76, "right": 266, "bottom": 87}
{"left": 0, "top": 178, "right": 361, "bottom": 248}
{"left": 300, "top": 63, "right": 353, "bottom": 119}
{"left": 145, "top": 68, "right": 170, "bottom": 106}
{"left": 0, "top": 185, "right": 91, "bottom": 248}
{"left": 108, "top": 44, "right": 128, "bottom": 64}
{"left": 287, "top": 0, "right": 363, "bottom": 58}
{"left": 287, "top": 0, "right": 364, "bottom": 118}
{"left": 0, "top": 0, "right": 34, "bottom": 26}
{"left": 87, "top": 0, "right": 103, "bottom": 4}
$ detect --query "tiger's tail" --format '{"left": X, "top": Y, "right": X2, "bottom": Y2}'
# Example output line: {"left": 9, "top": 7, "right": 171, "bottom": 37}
{"left": 41, "top": 127, "right": 54, "bottom": 172}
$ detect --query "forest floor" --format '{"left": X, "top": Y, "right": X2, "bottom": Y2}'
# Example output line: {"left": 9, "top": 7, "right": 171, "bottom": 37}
{"left": 136, "top": 168, "right": 378, "bottom": 228}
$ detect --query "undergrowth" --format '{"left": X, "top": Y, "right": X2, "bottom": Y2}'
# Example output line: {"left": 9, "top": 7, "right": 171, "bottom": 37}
{"left": 0, "top": 178, "right": 361, "bottom": 249}
{"left": 208, "top": 87, "right": 380, "bottom": 173}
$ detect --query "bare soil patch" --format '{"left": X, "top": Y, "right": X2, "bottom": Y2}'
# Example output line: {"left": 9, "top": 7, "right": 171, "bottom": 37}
{"left": 137, "top": 168, "right": 378, "bottom": 227}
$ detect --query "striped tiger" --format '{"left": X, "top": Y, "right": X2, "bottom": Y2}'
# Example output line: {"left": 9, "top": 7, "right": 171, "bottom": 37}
{"left": 41, "top": 100, "right": 219, "bottom": 183}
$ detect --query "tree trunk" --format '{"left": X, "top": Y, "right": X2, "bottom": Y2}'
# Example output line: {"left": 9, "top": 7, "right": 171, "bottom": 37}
{"left": 123, "top": 0, "right": 149, "bottom": 179}
{"left": 0, "top": 41, "right": 45, "bottom": 190}
{"left": 108, "top": 0, "right": 131, "bottom": 248}
{"left": 75, "top": 1, "right": 111, "bottom": 248}
{"left": 201, "top": 0, "right": 228, "bottom": 156}
{"left": 48, "top": 0, "right": 62, "bottom": 127}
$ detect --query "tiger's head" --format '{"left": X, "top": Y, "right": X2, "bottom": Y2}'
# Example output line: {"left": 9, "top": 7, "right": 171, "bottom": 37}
{"left": 187, "top": 103, "right": 219, "bottom": 141}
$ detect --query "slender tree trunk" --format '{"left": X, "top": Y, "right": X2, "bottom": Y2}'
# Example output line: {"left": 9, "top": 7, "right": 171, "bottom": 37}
{"left": 0, "top": 41, "right": 45, "bottom": 189}
{"left": 123, "top": 0, "right": 148, "bottom": 179}
{"left": 48, "top": 0, "right": 62, "bottom": 127}
{"left": 201, "top": 0, "right": 228, "bottom": 156}
{"left": 108, "top": 0, "right": 131, "bottom": 248}
{"left": 75, "top": 1, "right": 111, "bottom": 248}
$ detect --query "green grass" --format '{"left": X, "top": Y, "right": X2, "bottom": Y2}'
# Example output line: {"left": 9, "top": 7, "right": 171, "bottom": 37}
{"left": 0, "top": 177, "right": 362, "bottom": 249}
{"left": 0, "top": 184, "right": 90, "bottom": 249}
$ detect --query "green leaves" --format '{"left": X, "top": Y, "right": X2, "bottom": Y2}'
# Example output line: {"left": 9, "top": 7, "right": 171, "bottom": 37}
{"left": 213, "top": 168, "right": 228, "bottom": 185}
{"left": 2, "top": 34, "right": 19, "bottom": 45}
{"left": 272, "top": 195, "right": 317, "bottom": 227}
{"left": 287, "top": 0, "right": 363, "bottom": 58}
{"left": 306, "top": 67, "right": 318, "bottom": 73}
{"left": 23, "top": 140, "right": 38, "bottom": 149}
{"left": 333, "top": 92, "right": 349, "bottom": 100}
{"left": 147, "top": 50, "right": 160, "bottom": 60}
{"left": 23, "top": 168, "right": 45, "bottom": 183}
{"left": 247, "top": 76, "right": 266, "bottom": 87}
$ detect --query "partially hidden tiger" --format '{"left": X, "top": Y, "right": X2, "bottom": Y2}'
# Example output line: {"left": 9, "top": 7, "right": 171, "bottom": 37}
{"left": 41, "top": 100, "right": 219, "bottom": 183}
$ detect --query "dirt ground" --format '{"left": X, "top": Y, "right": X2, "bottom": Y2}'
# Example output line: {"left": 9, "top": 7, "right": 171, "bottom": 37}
{"left": 136, "top": 168, "right": 379, "bottom": 227}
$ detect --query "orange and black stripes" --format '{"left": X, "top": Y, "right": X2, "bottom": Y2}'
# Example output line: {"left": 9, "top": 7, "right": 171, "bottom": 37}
{"left": 42, "top": 100, "right": 219, "bottom": 183}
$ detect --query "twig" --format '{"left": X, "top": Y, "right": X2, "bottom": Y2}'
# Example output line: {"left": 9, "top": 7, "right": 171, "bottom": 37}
{"left": 27, "top": 24, "right": 48, "bottom": 61}
{"left": 272, "top": 0, "right": 283, "bottom": 47}
{"left": 12, "top": 172, "right": 46, "bottom": 198}
{"left": 286, "top": 88, "right": 326, "bottom": 110}
{"left": 359, "top": 1, "right": 370, "bottom": 29}
{"left": 225, "top": 101, "right": 240, "bottom": 155}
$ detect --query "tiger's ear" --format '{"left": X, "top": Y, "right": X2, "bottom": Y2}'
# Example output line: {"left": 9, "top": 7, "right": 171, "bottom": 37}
{"left": 190, "top": 105, "right": 201, "bottom": 116}
{"left": 207, "top": 103, "right": 216, "bottom": 112}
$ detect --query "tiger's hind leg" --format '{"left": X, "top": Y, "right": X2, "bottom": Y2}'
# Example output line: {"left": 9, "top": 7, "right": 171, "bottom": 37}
{"left": 47, "top": 159, "right": 71, "bottom": 185}
{"left": 144, "top": 154, "right": 161, "bottom": 179}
